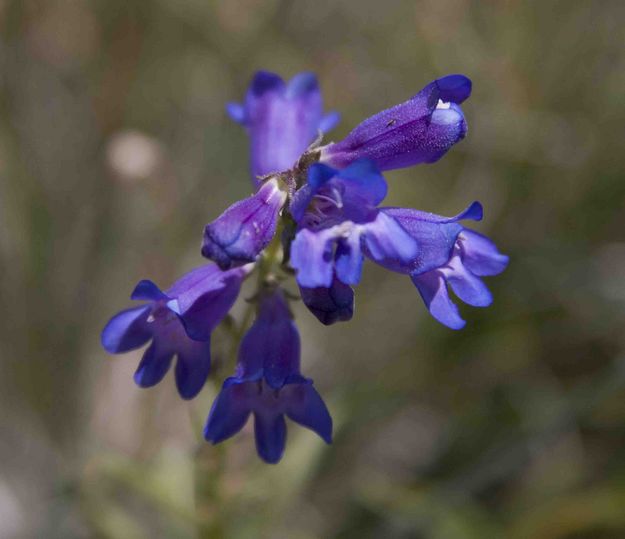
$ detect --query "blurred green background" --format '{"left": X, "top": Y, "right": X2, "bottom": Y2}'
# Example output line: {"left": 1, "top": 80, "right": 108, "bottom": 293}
{"left": 1, "top": 0, "right": 625, "bottom": 537}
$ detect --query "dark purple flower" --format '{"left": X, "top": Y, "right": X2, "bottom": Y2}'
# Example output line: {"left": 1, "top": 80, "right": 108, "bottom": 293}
{"left": 227, "top": 71, "right": 339, "bottom": 184}
{"left": 101, "top": 264, "right": 250, "bottom": 399}
{"left": 378, "top": 203, "right": 508, "bottom": 329}
{"left": 320, "top": 74, "right": 471, "bottom": 171}
{"left": 202, "top": 178, "right": 286, "bottom": 270}
{"left": 289, "top": 160, "right": 418, "bottom": 290}
{"left": 299, "top": 274, "right": 354, "bottom": 326}
{"left": 204, "top": 288, "right": 332, "bottom": 463}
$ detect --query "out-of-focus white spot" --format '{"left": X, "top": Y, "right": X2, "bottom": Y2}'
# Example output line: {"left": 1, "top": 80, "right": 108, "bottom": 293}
{"left": 436, "top": 99, "right": 451, "bottom": 110}
{"left": 0, "top": 481, "right": 25, "bottom": 538}
{"left": 107, "top": 130, "right": 163, "bottom": 182}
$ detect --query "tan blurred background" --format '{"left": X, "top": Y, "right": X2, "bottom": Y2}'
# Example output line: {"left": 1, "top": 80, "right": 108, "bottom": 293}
{"left": 1, "top": 0, "right": 625, "bottom": 537}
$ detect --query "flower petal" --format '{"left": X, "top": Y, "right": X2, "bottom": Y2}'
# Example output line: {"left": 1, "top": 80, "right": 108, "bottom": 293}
{"left": 442, "top": 256, "right": 493, "bottom": 308}
{"left": 308, "top": 162, "right": 338, "bottom": 190}
{"left": 285, "top": 383, "right": 333, "bottom": 444}
{"left": 362, "top": 212, "right": 418, "bottom": 265}
{"left": 101, "top": 305, "right": 152, "bottom": 354}
{"left": 174, "top": 338, "right": 212, "bottom": 399}
{"left": 460, "top": 229, "right": 509, "bottom": 277}
{"left": 334, "top": 232, "right": 364, "bottom": 286}
{"left": 133, "top": 342, "right": 174, "bottom": 387}
{"left": 412, "top": 271, "right": 466, "bottom": 330}
{"left": 248, "top": 70, "right": 285, "bottom": 97}
{"left": 285, "top": 71, "right": 318, "bottom": 98}
{"left": 435, "top": 74, "right": 472, "bottom": 104}
{"left": 291, "top": 227, "right": 336, "bottom": 288}
{"left": 204, "top": 381, "right": 252, "bottom": 444}
{"left": 130, "top": 280, "right": 169, "bottom": 302}
{"left": 337, "top": 159, "right": 388, "bottom": 208}
{"left": 264, "top": 320, "right": 300, "bottom": 390}
{"left": 167, "top": 264, "right": 248, "bottom": 341}
{"left": 166, "top": 263, "right": 228, "bottom": 300}
{"left": 383, "top": 201, "right": 482, "bottom": 225}
{"left": 254, "top": 412, "right": 287, "bottom": 464}
{"left": 238, "top": 290, "right": 300, "bottom": 388}
{"left": 299, "top": 276, "right": 354, "bottom": 325}
{"left": 319, "top": 111, "right": 340, "bottom": 133}
{"left": 226, "top": 102, "right": 246, "bottom": 124}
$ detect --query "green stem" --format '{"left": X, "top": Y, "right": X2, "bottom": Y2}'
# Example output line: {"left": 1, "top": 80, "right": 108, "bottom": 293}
{"left": 195, "top": 443, "right": 226, "bottom": 539}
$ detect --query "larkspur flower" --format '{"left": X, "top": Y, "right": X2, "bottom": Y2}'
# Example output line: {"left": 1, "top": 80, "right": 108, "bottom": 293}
{"left": 319, "top": 74, "right": 471, "bottom": 171}
{"left": 101, "top": 263, "right": 250, "bottom": 399}
{"left": 202, "top": 177, "right": 287, "bottom": 270}
{"left": 227, "top": 71, "right": 339, "bottom": 184}
{"left": 204, "top": 287, "right": 332, "bottom": 463}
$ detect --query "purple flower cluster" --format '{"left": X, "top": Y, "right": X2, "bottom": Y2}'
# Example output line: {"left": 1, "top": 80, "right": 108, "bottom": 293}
{"left": 102, "top": 70, "right": 507, "bottom": 463}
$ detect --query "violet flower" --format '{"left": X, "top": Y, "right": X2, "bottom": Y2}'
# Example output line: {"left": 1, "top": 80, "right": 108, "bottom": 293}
{"left": 101, "top": 264, "right": 250, "bottom": 399}
{"left": 289, "top": 160, "right": 418, "bottom": 292}
{"left": 377, "top": 203, "right": 509, "bottom": 329}
{"left": 204, "top": 287, "right": 332, "bottom": 463}
{"left": 320, "top": 74, "right": 471, "bottom": 171}
{"left": 228, "top": 71, "right": 339, "bottom": 183}
{"left": 288, "top": 160, "right": 507, "bottom": 329}
{"left": 202, "top": 178, "right": 286, "bottom": 270}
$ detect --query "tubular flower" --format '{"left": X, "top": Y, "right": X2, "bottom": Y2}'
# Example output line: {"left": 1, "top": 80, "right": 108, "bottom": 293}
{"left": 204, "top": 287, "right": 332, "bottom": 464}
{"left": 319, "top": 74, "right": 471, "bottom": 171}
{"left": 101, "top": 264, "right": 250, "bottom": 399}
{"left": 376, "top": 203, "right": 509, "bottom": 329}
{"left": 288, "top": 159, "right": 508, "bottom": 328}
{"left": 202, "top": 177, "right": 287, "bottom": 270}
{"left": 227, "top": 71, "right": 339, "bottom": 183}
{"left": 289, "top": 160, "right": 418, "bottom": 292}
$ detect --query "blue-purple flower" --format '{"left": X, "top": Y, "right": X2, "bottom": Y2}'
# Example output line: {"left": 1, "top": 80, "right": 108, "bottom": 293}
{"left": 320, "top": 74, "right": 471, "bottom": 171}
{"left": 288, "top": 159, "right": 507, "bottom": 329}
{"left": 202, "top": 178, "right": 287, "bottom": 270}
{"left": 299, "top": 275, "right": 355, "bottom": 326}
{"left": 228, "top": 71, "right": 339, "bottom": 184}
{"left": 289, "top": 160, "right": 418, "bottom": 291}
{"left": 204, "top": 287, "right": 332, "bottom": 463}
{"left": 101, "top": 263, "right": 250, "bottom": 399}
{"left": 378, "top": 204, "right": 509, "bottom": 329}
